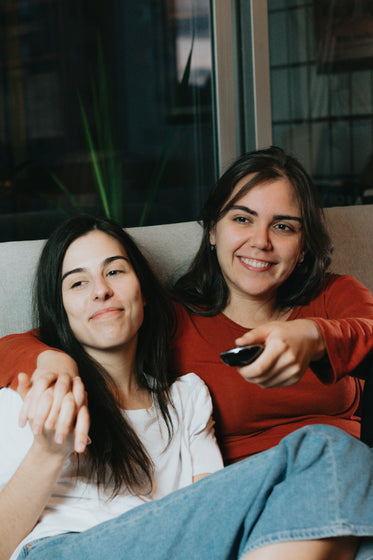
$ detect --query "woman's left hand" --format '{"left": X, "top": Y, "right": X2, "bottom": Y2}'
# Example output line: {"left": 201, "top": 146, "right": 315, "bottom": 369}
{"left": 234, "top": 319, "right": 326, "bottom": 388}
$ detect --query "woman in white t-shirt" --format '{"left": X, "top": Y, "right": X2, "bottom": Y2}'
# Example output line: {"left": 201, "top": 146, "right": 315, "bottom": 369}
{"left": 1, "top": 215, "right": 373, "bottom": 560}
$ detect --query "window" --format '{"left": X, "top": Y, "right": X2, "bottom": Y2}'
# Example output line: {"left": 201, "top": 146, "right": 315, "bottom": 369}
{"left": 267, "top": 0, "right": 373, "bottom": 206}
{"left": 0, "top": 0, "right": 217, "bottom": 240}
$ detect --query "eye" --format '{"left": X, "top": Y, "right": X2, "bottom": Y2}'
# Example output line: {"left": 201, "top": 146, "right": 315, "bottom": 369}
{"left": 107, "top": 268, "right": 125, "bottom": 277}
{"left": 233, "top": 215, "right": 251, "bottom": 224}
{"left": 273, "top": 222, "right": 298, "bottom": 233}
{"left": 69, "top": 279, "right": 87, "bottom": 289}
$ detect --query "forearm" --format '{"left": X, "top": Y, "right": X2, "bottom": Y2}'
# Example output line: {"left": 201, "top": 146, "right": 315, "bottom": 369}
{"left": 312, "top": 317, "right": 373, "bottom": 381}
{"left": 0, "top": 331, "right": 47, "bottom": 389}
{"left": 313, "top": 275, "right": 373, "bottom": 380}
{"left": 0, "top": 443, "right": 67, "bottom": 560}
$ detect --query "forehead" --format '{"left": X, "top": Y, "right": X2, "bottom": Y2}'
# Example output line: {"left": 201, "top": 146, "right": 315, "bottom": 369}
{"left": 62, "top": 230, "right": 128, "bottom": 272}
{"left": 229, "top": 174, "right": 300, "bottom": 210}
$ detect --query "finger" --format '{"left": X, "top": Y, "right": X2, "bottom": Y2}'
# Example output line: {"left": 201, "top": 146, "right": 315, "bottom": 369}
{"left": 17, "top": 373, "right": 32, "bottom": 400}
{"left": 45, "top": 373, "right": 76, "bottom": 430}
{"left": 17, "top": 373, "right": 33, "bottom": 427}
{"left": 30, "top": 389, "right": 55, "bottom": 435}
{"left": 72, "top": 376, "right": 87, "bottom": 409}
{"left": 257, "top": 368, "right": 303, "bottom": 388}
{"left": 239, "top": 362, "right": 302, "bottom": 388}
{"left": 25, "top": 371, "right": 58, "bottom": 421}
{"left": 235, "top": 325, "right": 269, "bottom": 348}
{"left": 74, "top": 404, "right": 91, "bottom": 454}
{"left": 18, "top": 384, "right": 39, "bottom": 428}
{"left": 235, "top": 332, "right": 260, "bottom": 347}
{"left": 54, "top": 393, "right": 77, "bottom": 445}
{"left": 237, "top": 349, "right": 277, "bottom": 381}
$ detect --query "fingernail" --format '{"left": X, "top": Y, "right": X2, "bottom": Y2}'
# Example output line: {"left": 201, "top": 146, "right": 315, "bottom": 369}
{"left": 55, "top": 434, "right": 64, "bottom": 444}
{"left": 75, "top": 442, "right": 85, "bottom": 453}
{"left": 33, "top": 424, "right": 42, "bottom": 435}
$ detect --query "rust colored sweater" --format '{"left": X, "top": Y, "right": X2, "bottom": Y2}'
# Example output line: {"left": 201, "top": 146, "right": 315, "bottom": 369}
{"left": 171, "top": 274, "right": 373, "bottom": 463}
{"left": 1, "top": 274, "right": 373, "bottom": 464}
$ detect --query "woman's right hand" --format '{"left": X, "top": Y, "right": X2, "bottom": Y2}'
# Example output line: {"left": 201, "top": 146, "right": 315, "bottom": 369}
{"left": 17, "top": 350, "right": 90, "bottom": 453}
{"left": 234, "top": 319, "right": 326, "bottom": 388}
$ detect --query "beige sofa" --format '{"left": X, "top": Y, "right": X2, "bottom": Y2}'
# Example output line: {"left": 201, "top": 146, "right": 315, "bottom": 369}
{"left": 0, "top": 204, "right": 372, "bottom": 442}
{"left": 0, "top": 204, "right": 372, "bottom": 339}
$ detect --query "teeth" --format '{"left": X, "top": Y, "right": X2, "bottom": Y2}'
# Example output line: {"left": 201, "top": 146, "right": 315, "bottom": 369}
{"left": 241, "top": 257, "right": 271, "bottom": 269}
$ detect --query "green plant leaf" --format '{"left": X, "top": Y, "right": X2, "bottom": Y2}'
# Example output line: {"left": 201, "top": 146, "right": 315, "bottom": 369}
{"left": 78, "top": 91, "right": 111, "bottom": 219}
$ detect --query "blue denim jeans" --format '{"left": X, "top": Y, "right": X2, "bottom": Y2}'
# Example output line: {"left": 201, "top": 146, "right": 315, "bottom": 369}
{"left": 18, "top": 425, "right": 373, "bottom": 560}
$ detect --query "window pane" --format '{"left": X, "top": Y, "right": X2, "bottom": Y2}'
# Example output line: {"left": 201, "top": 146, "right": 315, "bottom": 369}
{"left": 0, "top": 0, "right": 215, "bottom": 241}
{"left": 267, "top": 0, "right": 373, "bottom": 206}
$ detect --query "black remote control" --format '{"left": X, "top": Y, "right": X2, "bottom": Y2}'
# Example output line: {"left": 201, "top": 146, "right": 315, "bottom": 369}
{"left": 220, "top": 345, "right": 264, "bottom": 367}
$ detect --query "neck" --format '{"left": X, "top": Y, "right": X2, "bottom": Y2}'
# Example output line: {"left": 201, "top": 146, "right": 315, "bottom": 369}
{"left": 87, "top": 342, "right": 152, "bottom": 410}
{"left": 223, "top": 294, "right": 289, "bottom": 329}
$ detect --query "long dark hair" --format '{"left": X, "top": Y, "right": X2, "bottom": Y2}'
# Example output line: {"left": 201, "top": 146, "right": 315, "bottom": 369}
{"left": 34, "top": 215, "right": 177, "bottom": 498}
{"left": 173, "top": 146, "right": 333, "bottom": 315}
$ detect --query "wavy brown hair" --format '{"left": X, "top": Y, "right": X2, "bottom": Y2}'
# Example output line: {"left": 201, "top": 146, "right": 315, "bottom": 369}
{"left": 173, "top": 146, "right": 333, "bottom": 315}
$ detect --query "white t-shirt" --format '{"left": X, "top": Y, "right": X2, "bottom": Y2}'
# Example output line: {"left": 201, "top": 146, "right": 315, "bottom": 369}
{"left": 0, "top": 373, "right": 223, "bottom": 560}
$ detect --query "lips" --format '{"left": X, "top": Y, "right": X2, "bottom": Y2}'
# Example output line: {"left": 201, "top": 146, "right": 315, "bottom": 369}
{"left": 239, "top": 256, "right": 273, "bottom": 270}
{"left": 90, "top": 307, "right": 123, "bottom": 320}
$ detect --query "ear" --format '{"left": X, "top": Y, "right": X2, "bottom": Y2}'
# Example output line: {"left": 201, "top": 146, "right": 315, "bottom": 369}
{"left": 209, "top": 226, "right": 216, "bottom": 246}
{"left": 298, "top": 250, "right": 306, "bottom": 264}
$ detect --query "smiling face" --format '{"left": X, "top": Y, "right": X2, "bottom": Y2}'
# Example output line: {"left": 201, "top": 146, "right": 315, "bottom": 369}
{"left": 61, "top": 230, "right": 145, "bottom": 360}
{"left": 209, "top": 175, "right": 304, "bottom": 311}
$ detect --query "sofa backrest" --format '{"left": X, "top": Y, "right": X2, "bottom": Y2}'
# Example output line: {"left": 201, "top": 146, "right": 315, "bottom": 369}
{"left": 0, "top": 204, "right": 372, "bottom": 338}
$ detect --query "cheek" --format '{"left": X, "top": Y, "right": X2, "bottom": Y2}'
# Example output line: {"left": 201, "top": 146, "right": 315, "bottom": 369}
{"left": 62, "top": 294, "right": 85, "bottom": 329}
{"left": 62, "top": 294, "right": 72, "bottom": 319}
{"left": 215, "top": 229, "right": 243, "bottom": 265}
{"left": 281, "top": 244, "right": 303, "bottom": 276}
{"left": 127, "top": 282, "right": 146, "bottom": 322}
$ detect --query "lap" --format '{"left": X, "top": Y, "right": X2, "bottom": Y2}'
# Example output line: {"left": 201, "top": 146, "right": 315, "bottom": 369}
{"left": 18, "top": 425, "right": 373, "bottom": 560}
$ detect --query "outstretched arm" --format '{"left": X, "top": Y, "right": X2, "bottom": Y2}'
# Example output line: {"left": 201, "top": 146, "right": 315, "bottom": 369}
{"left": 235, "top": 276, "right": 373, "bottom": 388}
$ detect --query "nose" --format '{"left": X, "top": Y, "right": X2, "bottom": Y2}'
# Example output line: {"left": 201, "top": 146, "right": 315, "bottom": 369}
{"left": 92, "top": 277, "right": 113, "bottom": 301}
{"left": 249, "top": 224, "right": 272, "bottom": 251}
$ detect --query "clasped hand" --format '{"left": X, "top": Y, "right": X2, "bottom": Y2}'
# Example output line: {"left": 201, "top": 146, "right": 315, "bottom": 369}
{"left": 17, "top": 368, "right": 90, "bottom": 455}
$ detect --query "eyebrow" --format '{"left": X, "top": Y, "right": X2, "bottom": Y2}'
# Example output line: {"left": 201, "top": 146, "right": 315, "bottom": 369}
{"left": 62, "top": 255, "right": 129, "bottom": 282}
{"left": 229, "top": 205, "right": 303, "bottom": 223}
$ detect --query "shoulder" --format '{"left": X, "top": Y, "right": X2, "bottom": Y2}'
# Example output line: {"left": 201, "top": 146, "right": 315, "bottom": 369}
{"left": 320, "top": 273, "right": 373, "bottom": 300}
{"left": 323, "top": 273, "right": 366, "bottom": 289}
{"left": 170, "top": 373, "right": 212, "bottom": 412}
{"left": 293, "top": 273, "right": 373, "bottom": 319}
{"left": 170, "top": 374, "right": 215, "bottom": 433}
{"left": 171, "top": 372, "right": 209, "bottom": 399}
